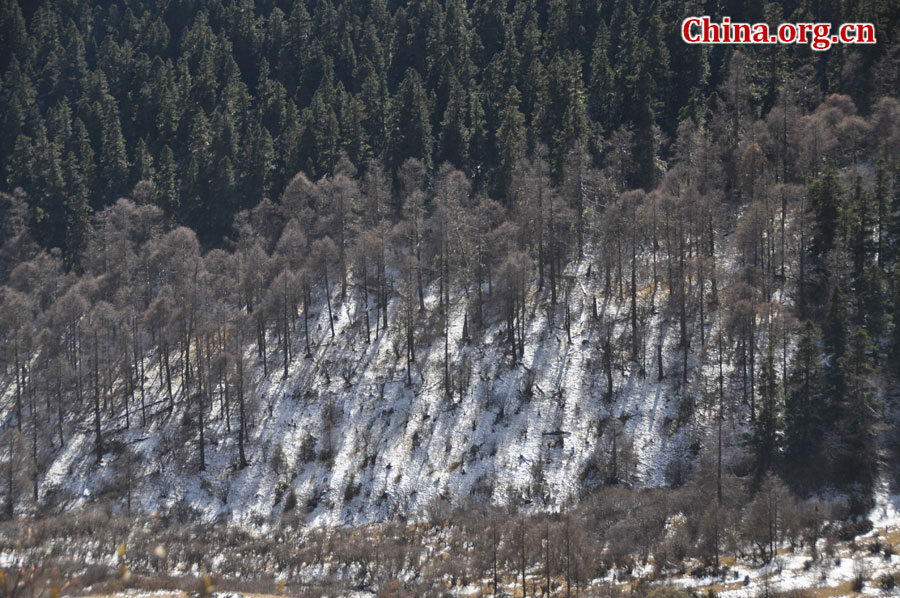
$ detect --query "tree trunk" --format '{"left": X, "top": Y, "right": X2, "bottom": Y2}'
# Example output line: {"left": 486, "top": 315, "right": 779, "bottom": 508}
{"left": 238, "top": 351, "right": 247, "bottom": 468}
{"left": 14, "top": 345, "right": 22, "bottom": 431}
{"left": 93, "top": 332, "right": 103, "bottom": 463}
{"left": 324, "top": 266, "right": 335, "bottom": 338}
{"left": 197, "top": 337, "right": 206, "bottom": 472}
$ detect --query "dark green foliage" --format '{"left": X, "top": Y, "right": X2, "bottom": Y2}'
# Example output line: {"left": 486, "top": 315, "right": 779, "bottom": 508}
{"left": 823, "top": 286, "right": 850, "bottom": 432}
{"left": 837, "top": 327, "right": 879, "bottom": 490}
{"left": 808, "top": 165, "right": 845, "bottom": 285}
{"left": 892, "top": 264, "right": 900, "bottom": 375}
{"left": 784, "top": 321, "right": 825, "bottom": 487}
{"left": 752, "top": 343, "right": 781, "bottom": 479}
{"left": 0, "top": 0, "right": 896, "bottom": 262}
{"left": 387, "top": 68, "right": 433, "bottom": 175}
{"left": 496, "top": 86, "right": 526, "bottom": 201}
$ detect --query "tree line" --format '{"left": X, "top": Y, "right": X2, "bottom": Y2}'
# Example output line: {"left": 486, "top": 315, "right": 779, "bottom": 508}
{"left": 2, "top": 0, "right": 899, "bottom": 262}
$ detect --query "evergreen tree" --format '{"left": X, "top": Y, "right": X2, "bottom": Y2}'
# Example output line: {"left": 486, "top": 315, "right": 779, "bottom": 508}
{"left": 69, "top": 118, "right": 95, "bottom": 195}
{"left": 823, "top": 286, "right": 850, "bottom": 359}
{"left": 155, "top": 144, "right": 178, "bottom": 220}
{"left": 547, "top": 52, "right": 589, "bottom": 176}
{"left": 182, "top": 109, "right": 212, "bottom": 228}
{"left": 133, "top": 137, "right": 154, "bottom": 183}
{"left": 0, "top": 0, "right": 27, "bottom": 73}
{"left": 752, "top": 342, "right": 781, "bottom": 479}
{"left": 837, "top": 327, "right": 879, "bottom": 490}
{"left": 856, "top": 263, "right": 889, "bottom": 336}
{"left": 496, "top": 86, "right": 526, "bottom": 202}
{"left": 337, "top": 87, "right": 369, "bottom": 168}
{"left": 808, "top": 165, "right": 845, "bottom": 284}
{"left": 784, "top": 321, "right": 825, "bottom": 486}
{"left": 388, "top": 68, "right": 434, "bottom": 174}
{"left": 98, "top": 100, "right": 130, "bottom": 206}
{"left": 304, "top": 73, "right": 340, "bottom": 178}
{"left": 62, "top": 146, "right": 93, "bottom": 267}
{"left": 438, "top": 75, "right": 470, "bottom": 170}
{"left": 891, "top": 263, "right": 900, "bottom": 375}
{"left": 358, "top": 58, "right": 390, "bottom": 158}
{"left": 275, "top": 99, "right": 303, "bottom": 193}
{"left": 848, "top": 173, "right": 874, "bottom": 284}
{"left": 12, "top": 124, "right": 67, "bottom": 252}
{"left": 589, "top": 22, "right": 615, "bottom": 135}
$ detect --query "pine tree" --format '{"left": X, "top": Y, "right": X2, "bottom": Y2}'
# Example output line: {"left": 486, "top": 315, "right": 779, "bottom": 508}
{"left": 388, "top": 68, "right": 434, "bottom": 174}
{"left": 155, "top": 145, "right": 178, "bottom": 221}
{"left": 133, "top": 137, "right": 155, "bottom": 183}
{"left": 182, "top": 109, "right": 212, "bottom": 229}
{"left": 837, "top": 327, "right": 879, "bottom": 490}
{"left": 823, "top": 286, "right": 850, "bottom": 359}
{"left": 547, "top": 51, "right": 589, "bottom": 176}
{"left": 625, "top": 57, "right": 658, "bottom": 190}
{"left": 68, "top": 118, "right": 95, "bottom": 197}
{"left": 890, "top": 263, "right": 900, "bottom": 375}
{"left": 0, "top": 0, "right": 26, "bottom": 73}
{"left": 752, "top": 342, "right": 781, "bottom": 479}
{"left": 305, "top": 74, "right": 340, "bottom": 177}
{"left": 496, "top": 86, "right": 526, "bottom": 202}
{"left": 13, "top": 123, "right": 67, "bottom": 252}
{"left": 466, "top": 88, "right": 489, "bottom": 190}
{"left": 856, "top": 263, "right": 888, "bottom": 336}
{"left": 275, "top": 99, "right": 303, "bottom": 193}
{"left": 243, "top": 121, "right": 275, "bottom": 206}
{"left": 0, "top": 60, "right": 36, "bottom": 183}
{"left": 848, "top": 173, "right": 874, "bottom": 285}
{"left": 337, "top": 87, "right": 369, "bottom": 168}
{"left": 589, "top": 22, "right": 615, "bottom": 134}
{"left": 808, "top": 165, "right": 845, "bottom": 285}
{"left": 438, "top": 75, "right": 470, "bottom": 170}
{"left": 98, "top": 100, "right": 130, "bottom": 206}
{"left": 62, "top": 147, "right": 93, "bottom": 268}
{"left": 358, "top": 58, "right": 390, "bottom": 158}
{"left": 784, "top": 321, "right": 825, "bottom": 485}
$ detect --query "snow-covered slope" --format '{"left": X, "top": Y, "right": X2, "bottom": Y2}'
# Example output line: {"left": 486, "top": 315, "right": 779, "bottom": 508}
{"left": 30, "top": 244, "right": 746, "bottom": 526}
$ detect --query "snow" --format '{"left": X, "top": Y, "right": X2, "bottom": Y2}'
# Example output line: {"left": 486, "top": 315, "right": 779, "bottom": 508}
{"left": 871, "top": 475, "right": 900, "bottom": 531}
{"left": 0, "top": 231, "right": 838, "bottom": 533}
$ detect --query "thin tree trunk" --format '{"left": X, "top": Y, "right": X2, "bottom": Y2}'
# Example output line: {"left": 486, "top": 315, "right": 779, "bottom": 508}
{"left": 93, "top": 332, "right": 103, "bottom": 463}
{"left": 238, "top": 351, "right": 247, "bottom": 468}
{"left": 324, "top": 266, "right": 335, "bottom": 338}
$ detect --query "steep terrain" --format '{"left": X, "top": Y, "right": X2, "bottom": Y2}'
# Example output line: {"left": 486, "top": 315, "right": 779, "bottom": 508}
{"left": 14, "top": 235, "right": 748, "bottom": 526}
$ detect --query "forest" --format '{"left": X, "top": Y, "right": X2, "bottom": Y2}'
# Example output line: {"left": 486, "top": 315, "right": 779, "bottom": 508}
{"left": 2, "top": 0, "right": 900, "bottom": 595}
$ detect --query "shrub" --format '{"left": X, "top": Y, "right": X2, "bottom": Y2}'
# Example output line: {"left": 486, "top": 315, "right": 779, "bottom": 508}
{"left": 270, "top": 443, "right": 286, "bottom": 474}
{"left": 851, "top": 566, "right": 866, "bottom": 592}
{"left": 644, "top": 586, "right": 692, "bottom": 598}
{"left": 306, "top": 489, "right": 323, "bottom": 513}
{"left": 344, "top": 477, "right": 361, "bottom": 503}
{"left": 298, "top": 435, "right": 317, "bottom": 463}
{"left": 833, "top": 518, "right": 873, "bottom": 542}
{"left": 283, "top": 488, "right": 297, "bottom": 512}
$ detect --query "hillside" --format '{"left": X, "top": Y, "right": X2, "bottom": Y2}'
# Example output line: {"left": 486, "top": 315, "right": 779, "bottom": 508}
{"left": 3, "top": 0, "right": 900, "bottom": 594}
{"left": 2, "top": 89, "right": 900, "bottom": 527}
{"left": 31, "top": 243, "right": 722, "bottom": 526}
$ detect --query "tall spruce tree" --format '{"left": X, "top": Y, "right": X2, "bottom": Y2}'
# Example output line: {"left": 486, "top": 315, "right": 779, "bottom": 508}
{"left": 784, "top": 321, "right": 825, "bottom": 487}
{"left": 837, "top": 327, "right": 879, "bottom": 491}
{"left": 752, "top": 342, "right": 781, "bottom": 479}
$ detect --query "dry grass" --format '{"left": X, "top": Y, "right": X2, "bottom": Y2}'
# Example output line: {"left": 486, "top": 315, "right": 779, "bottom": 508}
{"left": 802, "top": 580, "right": 856, "bottom": 598}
